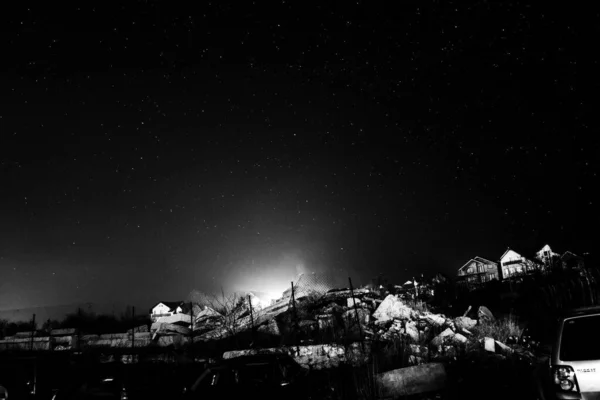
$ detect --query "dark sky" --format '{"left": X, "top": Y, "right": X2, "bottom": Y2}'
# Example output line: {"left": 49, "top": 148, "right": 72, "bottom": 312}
{"left": 1, "top": 1, "right": 598, "bottom": 311}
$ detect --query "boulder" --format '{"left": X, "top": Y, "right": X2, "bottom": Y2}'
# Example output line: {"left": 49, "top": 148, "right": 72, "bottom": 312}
{"left": 408, "top": 355, "right": 425, "bottom": 365}
{"left": 423, "top": 314, "right": 445, "bottom": 327}
{"left": 483, "top": 337, "right": 496, "bottom": 352}
{"left": 478, "top": 306, "right": 495, "bottom": 322}
{"left": 345, "top": 308, "right": 370, "bottom": 326}
{"left": 50, "top": 328, "right": 78, "bottom": 336}
{"left": 373, "top": 295, "right": 412, "bottom": 322}
{"left": 453, "top": 333, "right": 467, "bottom": 344}
{"left": 153, "top": 323, "right": 191, "bottom": 336}
{"left": 257, "top": 319, "right": 280, "bottom": 336}
{"left": 405, "top": 321, "right": 420, "bottom": 342}
{"left": 494, "top": 340, "right": 513, "bottom": 354}
{"left": 347, "top": 297, "right": 362, "bottom": 308}
{"left": 454, "top": 316, "right": 477, "bottom": 331}
{"left": 316, "top": 315, "right": 335, "bottom": 331}
{"left": 431, "top": 328, "right": 459, "bottom": 346}
{"left": 127, "top": 325, "right": 149, "bottom": 334}
{"left": 376, "top": 363, "right": 447, "bottom": 397}
{"left": 409, "top": 344, "right": 429, "bottom": 357}
{"left": 322, "top": 302, "right": 343, "bottom": 315}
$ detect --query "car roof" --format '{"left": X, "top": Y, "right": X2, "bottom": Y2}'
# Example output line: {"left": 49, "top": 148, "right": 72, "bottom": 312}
{"left": 218, "top": 354, "right": 293, "bottom": 366}
{"left": 561, "top": 305, "right": 600, "bottom": 319}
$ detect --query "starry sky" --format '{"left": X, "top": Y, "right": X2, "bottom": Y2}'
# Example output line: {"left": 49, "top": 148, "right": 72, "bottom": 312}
{"left": 1, "top": 1, "right": 598, "bottom": 312}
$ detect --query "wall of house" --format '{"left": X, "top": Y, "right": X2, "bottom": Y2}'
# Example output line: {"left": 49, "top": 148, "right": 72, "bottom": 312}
{"left": 458, "top": 260, "right": 499, "bottom": 283}
{"left": 152, "top": 304, "right": 172, "bottom": 316}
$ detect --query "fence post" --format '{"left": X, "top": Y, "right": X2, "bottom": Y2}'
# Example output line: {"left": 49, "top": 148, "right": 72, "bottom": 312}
{"left": 348, "top": 278, "right": 364, "bottom": 352}
{"left": 131, "top": 306, "right": 135, "bottom": 362}
{"left": 31, "top": 314, "right": 36, "bottom": 352}
{"left": 77, "top": 307, "right": 82, "bottom": 353}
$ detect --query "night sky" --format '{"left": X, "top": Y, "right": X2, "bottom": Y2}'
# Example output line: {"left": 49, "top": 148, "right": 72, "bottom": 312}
{"left": 1, "top": 2, "right": 598, "bottom": 311}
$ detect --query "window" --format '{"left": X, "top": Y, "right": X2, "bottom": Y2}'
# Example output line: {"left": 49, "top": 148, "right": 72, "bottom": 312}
{"left": 560, "top": 315, "right": 600, "bottom": 361}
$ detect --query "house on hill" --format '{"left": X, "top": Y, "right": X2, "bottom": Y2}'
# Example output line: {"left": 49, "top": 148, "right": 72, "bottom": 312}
{"left": 150, "top": 301, "right": 185, "bottom": 322}
{"left": 499, "top": 248, "right": 544, "bottom": 279}
{"left": 456, "top": 257, "right": 499, "bottom": 285}
{"left": 535, "top": 244, "right": 561, "bottom": 268}
{"left": 561, "top": 251, "right": 585, "bottom": 271}
{"left": 535, "top": 244, "right": 585, "bottom": 272}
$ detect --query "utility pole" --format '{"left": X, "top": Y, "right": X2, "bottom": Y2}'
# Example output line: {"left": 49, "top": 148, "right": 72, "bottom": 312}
{"left": 77, "top": 307, "right": 82, "bottom": 353}
{"left": 290, "top": 281, "right": 300, "bottom": 349}
{"left": 190, "top": 301, "right": 194, "bottom": 363}
{"left": 131, "top": 306, "right": 135, "bottom": 362}
{"left": 348, "top": 277, "right": 364, "bottom": 352}
{"left": 248, "top": 295, "right": 255, "bottom": 346}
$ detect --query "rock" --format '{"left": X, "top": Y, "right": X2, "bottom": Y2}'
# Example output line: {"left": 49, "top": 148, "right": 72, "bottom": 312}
{"left": 453, "top": 333, "right": 467, "bottom": 344}
{"left": 257, "top": 319, "right": 281, "bottom": 336}
{"left": 408, "top": 355, "right": 424, "bottom": 365}
{"left": 478, "top": 306, "right": 495, "bottom": 322}
{"left": 347, "top": 297, "right": 362, "bottom": 308}
{"left": 454, "top": 316, "right": 477, "bottom": 331}
{"left": 14, "top": 331, "right": 40, "bottom": 338}
{"left": 430, "top": 328, "right": 455, "bottom": 346}
{"left": 343, "top": 308, "right": 370, "bottom": 328}
{"left": 405, "top": 321, "right": 420, "bottom": 342}
{"left": 409, "top": 344, "right": 429, "bottom": 357}
{"left": 152, "top": 323, "right": 191, "bottom": 336}
{"left": 373, "top": 295, "right": 412, "bottom": 322}
{"left": 460, "top": 328, "right": 472, "bottom": 336}
{"left": 483, "top": 337, "right": 496, "bottom": 352}
{"left": 495, "top": 340, "right": 513, "bottom": 354}
{"left": 316, "top": 314, "right": 335, "bottom": 331}
{"left": 50, "top": 328, "right": 78, "bottom": 336}
{"left": 376, "top": 363, "right": 447, "bottom": 398}
{"left": 423, "top": 314, "right": 446, "bottom": 327}
{"left": 127, "top": 325, "right": 149, "bottom": 334}
{"left": 322, "top": 302, "right": 343, "bottom": 314}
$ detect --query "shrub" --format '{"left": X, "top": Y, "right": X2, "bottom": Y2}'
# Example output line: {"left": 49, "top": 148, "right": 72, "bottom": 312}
{"left": 469, "top": 314, "right": 523, "bottom": 344}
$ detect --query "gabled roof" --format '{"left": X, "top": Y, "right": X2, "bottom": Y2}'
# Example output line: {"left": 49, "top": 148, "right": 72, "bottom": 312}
{"left": 151, "top": 301, "right": 184, "bottom": 312}
{"left": 500, "top": 247, "right": 517, "bottom": 261}
{"left": 459, "top": 256, "right": 498, "bottom": 271}
{"left": 562, "top": 251, "right": 582, "bottom": 260}
{"left": 473, "top": 256, "right": 498, "bottom": 265}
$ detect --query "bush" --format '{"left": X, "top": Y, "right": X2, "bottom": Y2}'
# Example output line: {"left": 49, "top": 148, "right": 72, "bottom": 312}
{"left": 469, "top": 314, "right": 523, "bottom": 344}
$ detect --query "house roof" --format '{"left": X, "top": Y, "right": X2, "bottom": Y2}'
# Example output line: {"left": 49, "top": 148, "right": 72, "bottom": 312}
{"left": 500, "top": 247, "right": 516, "bottom": 261}
{"left": 562, "top": 251, "right": 582, "bottom": 260}
{"left": 459, "top": 256, "right": 498, "bottom": 271}
{"left": 152, "top": 301, "right": 184, "bottom": 312}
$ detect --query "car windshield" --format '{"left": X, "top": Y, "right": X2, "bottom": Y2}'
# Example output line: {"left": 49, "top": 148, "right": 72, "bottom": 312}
{"left": 560, "top": 314, "right": 600, "bottom": 361}
{"left": 236, "top": 362, "right": 277, "bottom": 385}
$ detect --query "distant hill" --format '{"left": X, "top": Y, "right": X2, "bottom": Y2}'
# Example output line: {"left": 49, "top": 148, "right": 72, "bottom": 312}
{"left": 0, "top": 301, "right": 150, "bottom": 323}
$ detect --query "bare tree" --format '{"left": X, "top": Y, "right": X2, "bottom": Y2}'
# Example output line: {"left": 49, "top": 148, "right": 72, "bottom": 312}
{"left": 190, "top": 290, "right": 255, "bottom": 341}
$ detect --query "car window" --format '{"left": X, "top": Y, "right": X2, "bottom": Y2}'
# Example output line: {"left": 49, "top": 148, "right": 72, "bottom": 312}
{"left": 560, "top": 315, "right": 600, "bottom": 361}
{"left": 278, "top": 358, "right": 302, "bottom": 381}
{"left": 192, "top": 368, "right": 236, "bottom": 390}
{"left": 237, "top": 362, "right": 277, "bottom": 385}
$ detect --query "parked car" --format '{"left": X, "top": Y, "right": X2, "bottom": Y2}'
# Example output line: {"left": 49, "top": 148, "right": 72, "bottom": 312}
{"left": 182, "top": 354, "right": 333, "bottom": 400}
{"left": 51, "top": 361, "right": 196, "bottom": 400}
{"left": 532, "top": 305, "right": 600, "bottom": 400}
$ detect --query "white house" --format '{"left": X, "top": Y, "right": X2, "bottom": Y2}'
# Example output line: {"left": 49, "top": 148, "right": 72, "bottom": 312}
{"left": 457, "top": 256, "right": 500, "bottom": 284}
{"left": 535, "top": 244, "right": 560, "bottom": 265}
{"left": 500, "top": 248, "right": 543, "bottom": 279}
{"left": 150, "top": 301, "right": 184, "bottom": 322}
